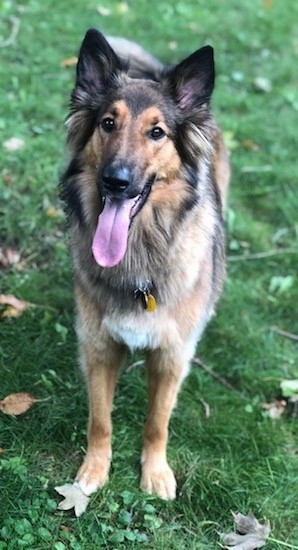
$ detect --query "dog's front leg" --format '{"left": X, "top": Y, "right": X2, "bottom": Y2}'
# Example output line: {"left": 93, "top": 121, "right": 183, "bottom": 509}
{"left": 141, "top": 347, "right": 188, "bottom": 500}
{"left": 75, "top": 335, "right": 126, "bottom": 496}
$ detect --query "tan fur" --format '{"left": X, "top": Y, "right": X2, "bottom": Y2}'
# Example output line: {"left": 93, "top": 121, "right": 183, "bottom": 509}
{"left": 75, "top": 283, "right": 127, "bottom": 493}
{"left": 73, "top": 151, "right": 226, "bottom": 499}
{"left": 214, "top": 131, "right": 231, "bottom": 213}
{"left": 96, "top": 101, "right": 181, "bottom": 185}
{"left": 63, "top": 37, "right": 230, "bottom": 500}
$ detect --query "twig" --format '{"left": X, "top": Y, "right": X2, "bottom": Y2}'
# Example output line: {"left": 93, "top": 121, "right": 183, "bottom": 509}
{"left": 228, "top": 247, "right": 297, "bottom": 262}
{"left": 199, "top": 397, "right": 211, "bottom": 418}
{"left": 125, "top": 359, "right": 145, "bottom": 373}
{"left": 192, "top": 357, "right": 238, "bottom": 392}
{"left": 126, "top": 356, "right": 240, "bottom": 396}
{"left": 272, "top": 326, "right": 298, "bottom": 342}
{"left": 0, "top": 16, "right": 20, "bottom": 48}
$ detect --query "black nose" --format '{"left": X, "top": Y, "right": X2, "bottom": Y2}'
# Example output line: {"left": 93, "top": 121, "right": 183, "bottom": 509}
{"left": 102, "top": 166, "right": 131, "bottom": 194}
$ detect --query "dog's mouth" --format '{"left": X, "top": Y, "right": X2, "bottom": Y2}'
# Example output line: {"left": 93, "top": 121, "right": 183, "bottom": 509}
{"left": 92, "top": 176, "right": 154, "bottom": 268}
{"left": 130, "top": 175, "right": 154, "bottom": 220}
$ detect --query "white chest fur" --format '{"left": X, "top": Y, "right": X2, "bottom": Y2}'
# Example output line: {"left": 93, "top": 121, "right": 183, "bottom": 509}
{"left": 103, "top": 311, "right": 166, "bottom": 351}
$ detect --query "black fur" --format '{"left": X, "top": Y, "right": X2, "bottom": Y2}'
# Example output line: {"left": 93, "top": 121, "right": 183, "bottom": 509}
{"left": 75, "top": 29, "right": 124, "bottom": 99}
{"left": 164, "top": 45, "right": 215, "bottom": 109}
{"left": 177, "top": 192, "right": 200, "bottom": 222}
{"left": 59, "top": 158, "right": 85, "bottom": 225}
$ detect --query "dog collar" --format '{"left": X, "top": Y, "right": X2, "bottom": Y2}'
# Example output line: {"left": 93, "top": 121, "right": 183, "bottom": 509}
{"left": 134, "top": 281, "right": 156, "bottom": 312}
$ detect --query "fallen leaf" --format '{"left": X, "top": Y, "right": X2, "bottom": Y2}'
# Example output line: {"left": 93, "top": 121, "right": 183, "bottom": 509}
{"left": 61, "top": 56, "right": 78, "bottom": 68}
{"left": 188, "top": 22, "right": 199, "bottom": 31}
{"left": 280, "top": 379, "right": 298, "bottom": 398}
{"left": 242, "top": 139, "right": 260, "bottom": 152}
{"left": 269, "top": 275, "right": 294, "bottom": 295}
{"left": 46, "top": 206, "right": 62, "bottom": 218}
{"left": 0, "top": 448, "right": 5, "bottom": 453}
{"left": 117, "top": 2, "right": 129, "bottom": 14}
{"left": 0, "top": 247, "right": 23, "bottom": 271}
{"left": 1, "top": 169, "right": 13, "bottom": 186}
{"left": 262, "top": 400, "right": 286, "bottom": 419}
{"left": 221, "top": 511, "right": 270, "bottom": 550}
{"left": 168, "top": 41, "right": 177, "bottom": 50}
{"left": 96, "top": 5, "right": 111, "bottom": 16}
{"left": 263, "top": 0, "right": 274, "bottom": 8}
{"left": 0, "top": 294, "right": 30, "bottom": 318}
{"left": 3, "top": 137, "right": 25, "bottom": 151}
{"left": 0, "top": 392, "right": 38, "bottom": 415}
{"left": 60, "top": 525, "right": 72, "bottom": 533}
{"left": 55, "top": 482, "right": 90, "bottom": 517}
{"left": 253, "top": 77, "right": 272, "bottom": 93}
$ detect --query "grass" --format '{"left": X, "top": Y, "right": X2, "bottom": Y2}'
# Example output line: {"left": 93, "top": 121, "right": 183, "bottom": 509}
{"left": 0, "top": 0, "right": 298, "bottom": 548}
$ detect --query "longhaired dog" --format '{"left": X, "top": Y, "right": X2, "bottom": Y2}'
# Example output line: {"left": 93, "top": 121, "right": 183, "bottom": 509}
{"left": 60, "top": 29, "right": 230, "bottom": 500}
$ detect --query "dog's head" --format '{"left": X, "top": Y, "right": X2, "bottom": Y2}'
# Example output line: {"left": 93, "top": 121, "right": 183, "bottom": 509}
{"left": 66, "top": 29, "right": 215, "bottom": 267}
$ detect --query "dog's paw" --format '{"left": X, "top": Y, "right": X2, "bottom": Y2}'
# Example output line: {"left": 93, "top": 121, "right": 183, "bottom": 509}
{"left": 141, "top": 461, "right": 177, "bottom": 500}
{"left": 75, "top": 454, "right": 111, "bottom": 496}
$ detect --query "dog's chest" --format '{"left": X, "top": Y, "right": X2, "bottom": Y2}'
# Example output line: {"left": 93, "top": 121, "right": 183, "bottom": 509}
{"left": 103, "top": 311, "right": 163, "bottom": 351}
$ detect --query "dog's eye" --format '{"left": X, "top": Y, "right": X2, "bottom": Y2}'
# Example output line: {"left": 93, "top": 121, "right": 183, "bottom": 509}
{"left": 150, "top": 127, "right": 165, "bottom": 140}
{"left": 101, "top": 117, "right": 115, "bottom": 133}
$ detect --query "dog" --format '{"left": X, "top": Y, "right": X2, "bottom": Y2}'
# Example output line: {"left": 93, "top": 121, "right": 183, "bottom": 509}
{"left": 60, "top": 28, "right": 230, "bottom": 500}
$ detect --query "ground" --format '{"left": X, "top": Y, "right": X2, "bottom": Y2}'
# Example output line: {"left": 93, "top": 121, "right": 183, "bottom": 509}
{"left": 0, "top": 0, "right": 297, "bottom": 548}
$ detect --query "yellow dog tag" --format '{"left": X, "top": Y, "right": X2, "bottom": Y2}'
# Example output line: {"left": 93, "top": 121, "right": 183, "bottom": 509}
{"left": 146, "top": 293, "right": 156, "bottom": 312}
{"left": 135, "top": 286, "right": 157, "bottom": 312}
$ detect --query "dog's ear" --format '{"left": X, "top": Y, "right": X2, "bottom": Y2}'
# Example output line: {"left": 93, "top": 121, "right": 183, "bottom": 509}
{"left": 165, "top": 45, "right": 214, "bottom": 110}
{"left": 75, "top": 28, "right": 123, "bottom": 95}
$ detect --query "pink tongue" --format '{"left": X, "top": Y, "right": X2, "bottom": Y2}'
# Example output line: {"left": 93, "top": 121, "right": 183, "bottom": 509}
{"left": 92, "top": 197, "right": 135, "bottom": 268}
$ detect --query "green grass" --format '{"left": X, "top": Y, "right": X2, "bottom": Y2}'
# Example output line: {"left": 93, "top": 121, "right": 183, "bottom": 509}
{"left": 1, "top": 0, "right": 297, "bottom": 548}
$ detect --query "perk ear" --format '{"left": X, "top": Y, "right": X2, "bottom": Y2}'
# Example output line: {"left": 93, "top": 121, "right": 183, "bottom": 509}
{"left": 76, "top": 28, "right": 123, "bottom": 95}
{"left": 165, "top": 45, "right": 215, "bottom": 110}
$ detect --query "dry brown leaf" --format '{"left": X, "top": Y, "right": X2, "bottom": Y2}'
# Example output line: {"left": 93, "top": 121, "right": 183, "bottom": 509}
{"left": 0, "top": 294, "right": 30, "bottom": 318}
{"left": 242, "top": 139, "right": 260, "bottom": 152}
{"left": 262, "top": 400, "right": 286, "bottom": 419}
{"left": 61, "top": 56, "right": 78, "bottom": 68}
{"left": 2, "top": 169, "right": 13, "bottom": 186}
{"left": 0, "top": 392, "right": 38, "bottom": 415}
{"left": 0, "top": 247, "right": 24, "bottom": 272}
{"left": 46, "top": 206, "right": 60, "bottom": 218}
{"left": 60, "top": 525, "right": 72, "bottom": 533}
{"left": 263, "top": 0, "right": 273, "bottom": 8}
{"left": 221, "top": 511, "right": 270, "bottom": 549}
{"left": 55, "top": 483, "right": 90, "bottom": 517}
{"left": 0, "top": 448, "right": 5, "bottom": 453}
{"left": 0, "top": 247, "right": 20, "bottom": 267}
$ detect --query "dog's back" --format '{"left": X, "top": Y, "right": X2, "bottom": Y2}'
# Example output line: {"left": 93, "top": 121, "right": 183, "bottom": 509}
{"left": 107, "top": 36, "right": 164, "bottom": 80}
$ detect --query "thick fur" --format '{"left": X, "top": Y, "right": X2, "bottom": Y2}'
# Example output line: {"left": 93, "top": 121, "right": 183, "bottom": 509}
{"left": 60, "top": 29, "right": 230, "bottom": 500}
